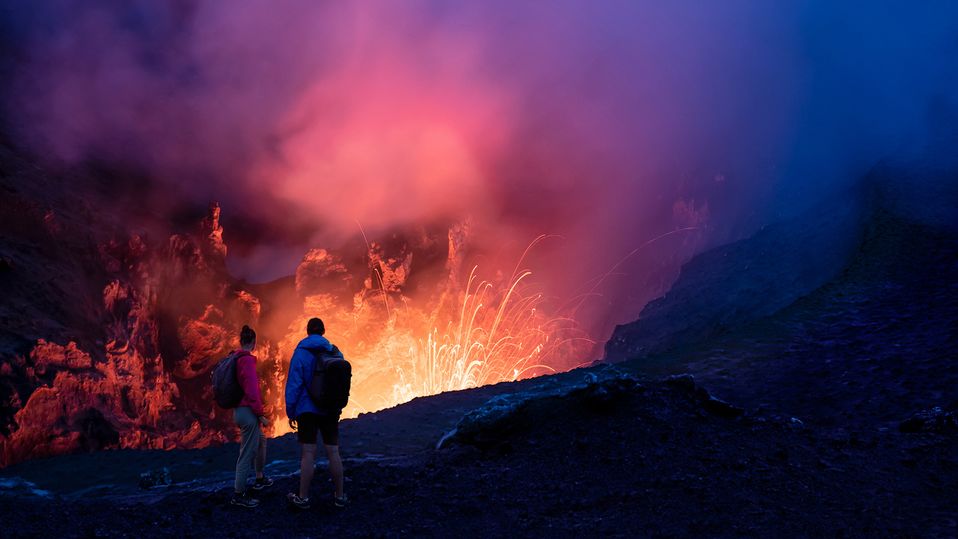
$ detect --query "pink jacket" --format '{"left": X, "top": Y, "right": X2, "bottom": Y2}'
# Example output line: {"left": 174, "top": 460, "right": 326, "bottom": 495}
{"left": 234, "top": 350, "right": 265, "bottom": 417}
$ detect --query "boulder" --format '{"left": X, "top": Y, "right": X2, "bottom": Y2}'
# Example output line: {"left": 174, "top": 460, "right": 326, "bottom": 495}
{"left": 666, "top": 373, "right": 743, "bottom": 418}
{"left": 443, "top": 372, "right": 639, "bottom": 449}
{"left": 138, "top": 467, "right": 172, "bottom": 489}
{"left": 899, "top": 407, "right": 958, "bottom": 433}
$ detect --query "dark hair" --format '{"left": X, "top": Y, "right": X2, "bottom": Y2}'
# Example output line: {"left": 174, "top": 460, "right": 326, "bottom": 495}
{"left": 306, "top": 317, "right": 325, "bottom": 336}
{"left": 240, "top": 325, "right": 256, "bottom": 346}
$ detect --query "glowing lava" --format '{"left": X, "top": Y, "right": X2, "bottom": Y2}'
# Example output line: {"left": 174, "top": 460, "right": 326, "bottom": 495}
{"left": 264, "top": 234, "right": 593, "bottom": 436}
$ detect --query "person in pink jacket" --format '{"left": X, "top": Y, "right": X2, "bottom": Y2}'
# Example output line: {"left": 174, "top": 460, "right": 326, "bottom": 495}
{"left": 230, "top": 325, "right": 273, "bottom": 508}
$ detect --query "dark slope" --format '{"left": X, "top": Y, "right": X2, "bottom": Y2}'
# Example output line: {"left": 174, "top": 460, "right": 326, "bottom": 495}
{"left": 0, "top": 144, "right": 118, "bottom": 437}
{"left": 0, "top": 144, "right": 112, "bottom": 358}
{"left": 604, "top": 182, "right": 871, "bottom": 362}
{"left": 638, "top": 212, "right": 958, "bottom": 429}
{"left": 607, "top": 169, "right": 958, "bottom": 428}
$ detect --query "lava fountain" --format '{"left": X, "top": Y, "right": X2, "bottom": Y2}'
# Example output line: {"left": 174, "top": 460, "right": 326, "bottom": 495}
{"left": 262, "top": 230, "right": 593, "bottom": 435}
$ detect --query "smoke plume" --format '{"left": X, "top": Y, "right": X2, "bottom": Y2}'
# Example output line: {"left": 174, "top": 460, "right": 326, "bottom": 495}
{"left": 2, "top": 0, "right": 957, "bottom": 339}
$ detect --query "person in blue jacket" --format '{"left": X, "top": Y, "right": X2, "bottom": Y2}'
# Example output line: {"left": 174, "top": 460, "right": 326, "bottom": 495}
{"left": 284, "top": 317, "right": 347, "bottom": 510}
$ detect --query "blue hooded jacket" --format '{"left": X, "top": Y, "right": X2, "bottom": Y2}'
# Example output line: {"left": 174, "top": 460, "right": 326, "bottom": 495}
{"left": 284, "top": 334, "right": 333, "bottom": 418}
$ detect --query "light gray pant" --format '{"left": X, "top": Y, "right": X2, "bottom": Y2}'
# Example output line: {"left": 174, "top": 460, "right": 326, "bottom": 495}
{"left": 234, "top": 406, "right": 266, "bottom": 494}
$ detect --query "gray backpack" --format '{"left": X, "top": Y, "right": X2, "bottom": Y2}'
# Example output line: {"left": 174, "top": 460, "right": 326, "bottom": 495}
{"left": 211, "top": 351, "right": 244, "bottom": 408}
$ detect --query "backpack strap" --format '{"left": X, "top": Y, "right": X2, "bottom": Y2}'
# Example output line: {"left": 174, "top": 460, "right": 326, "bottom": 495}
{"left": 307, "top": 345, "right": 342, "bottom": 367}
{"left": 308, "top": 347, "right": 326, "bottom": 364}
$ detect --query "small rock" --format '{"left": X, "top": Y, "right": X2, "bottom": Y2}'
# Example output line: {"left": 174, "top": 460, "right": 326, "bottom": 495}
{"left": 703, "top": 396, "right": 745, "bottom": 418}
{"left": 138, "top": 467, "right": 172, "bottom": 489}
{"left": 665, "top": 373, "right": 696, "bottom": 393}
{"left": 900, "top": 407, "right": 958, "bottom": 433}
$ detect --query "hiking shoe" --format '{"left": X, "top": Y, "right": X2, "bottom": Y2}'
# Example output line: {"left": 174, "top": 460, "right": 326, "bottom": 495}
{"left": 287, "top": 492, "right": 311, "bottom": 510}
{"left": 333, "top": 493, "right": 349, "bottom": 508}
{"left": 230, "top": 491, "right": 260, "bottom": 508}
{"left": 251, "top": 476, "right": 274, "bottom": 491}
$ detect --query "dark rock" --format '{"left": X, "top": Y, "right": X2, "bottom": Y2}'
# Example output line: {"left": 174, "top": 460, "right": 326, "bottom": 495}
{"left": 74, "top": 408, "right": 120, "bottom": 452}
{"left": 665, "top": 374, "right": 697, "bottom": 393}
{"left": 573, "top": 376, "right": 639, "bottom": 412}
{"left": 702, "top": 396, "right": 745, "bottom": 418}
{"left": 666, "top": 373, "right": 744, "bottom": 418}
{"left": 446, "top": 374, "right": 641, "bottom": 449}
{"left": 605, "top": 185, "right": 867, "bottom": 362}
{"left": 138, "top": 467, "right": 172, "bottom": 489}
{"left": 899, "top": 407, "right": 958, "bottom": 433}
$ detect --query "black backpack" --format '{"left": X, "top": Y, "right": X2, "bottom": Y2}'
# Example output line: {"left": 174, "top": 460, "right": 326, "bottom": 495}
{"left": 211, "top": 351, "right": 244, "bottom": 409}
{"left": 306, "top": 345, "right": 351, "bottom": 412}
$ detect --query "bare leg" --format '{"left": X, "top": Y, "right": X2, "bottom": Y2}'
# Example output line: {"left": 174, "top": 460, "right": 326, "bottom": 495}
{"left": 325, "top": 444, "right": 344, "bottom": 498}
{"left": 299, "top": 443, "right": 317, "bottom": 498}
{"left": 255, "top": 429, "right": 267, "bottom": 479}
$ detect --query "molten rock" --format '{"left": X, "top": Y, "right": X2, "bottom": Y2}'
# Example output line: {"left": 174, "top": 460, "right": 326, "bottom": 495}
{"left": 295, "top": 248, "right": 350, "bottom": 296}
{"left": 1, "top": 342, "right": 182, "bottom": 463}
{"left": 0, "top": 193, "right": 255, "bottom": 465}
{"left": 174, "top": 305, "right": 231, "bottom": 379}
{"left": 30, "top": 340, "right": 93, "bottom": 374}
{"left": 201, "top": 203, "right": 227, "bottom": 261}
{"left": 366, "top": 241, "right": 413, "bottom": 294}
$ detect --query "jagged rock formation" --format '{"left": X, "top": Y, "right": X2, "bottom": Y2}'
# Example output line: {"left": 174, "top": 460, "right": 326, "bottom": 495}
{"left": 294, "top": 248, "right": 351, "bottom": 299}
{"left": 0, "top": 150, "right": 269, "bottom": 464}
{"left": 174, "top": 305, "right": 231, "bottom": 379}
{"left": 0, "top": 139, "right": 582, "bottom": 465}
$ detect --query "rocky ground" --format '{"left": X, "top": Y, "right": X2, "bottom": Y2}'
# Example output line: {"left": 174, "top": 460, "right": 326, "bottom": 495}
{"left": 0, "top": 368, "right": 955, "bottom": 537}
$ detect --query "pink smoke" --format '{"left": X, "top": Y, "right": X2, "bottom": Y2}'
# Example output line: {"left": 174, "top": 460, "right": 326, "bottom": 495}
{"left": 11, "top": 1, "right": 954, "bottom": 340}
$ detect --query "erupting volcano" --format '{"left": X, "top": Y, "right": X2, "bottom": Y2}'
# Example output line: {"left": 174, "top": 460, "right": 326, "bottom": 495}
{"left": 264, "top": 225, "right": 595, "bottom": 432}
{"left": 0, "top": 190, "right": 599, "bottom": 464}
{"left": 2, "top": 1, "right": 958, "bottom": 536}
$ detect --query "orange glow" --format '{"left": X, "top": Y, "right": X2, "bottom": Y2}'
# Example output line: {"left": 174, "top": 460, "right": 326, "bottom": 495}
{"left": 264, "top": 237, "right": 593, "bottom": 436}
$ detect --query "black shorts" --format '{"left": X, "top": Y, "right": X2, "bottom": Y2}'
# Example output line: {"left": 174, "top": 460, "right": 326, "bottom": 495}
{"left": 296, "top": 412, "right": 340, "bottom": 446}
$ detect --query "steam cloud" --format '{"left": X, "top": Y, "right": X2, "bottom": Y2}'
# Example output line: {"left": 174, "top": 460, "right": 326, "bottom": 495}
{"left": 2, "top": 0, "right": 957, "bottom": 338}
